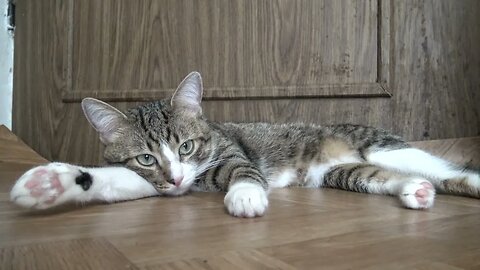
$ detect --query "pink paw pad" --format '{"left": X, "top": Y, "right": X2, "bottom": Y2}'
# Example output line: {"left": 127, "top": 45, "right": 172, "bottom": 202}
{"left": 414, "top": 182, "right": 434, "bottom": 205}
{"left": 23, "top": 168, "right": 65, "bottom": 204}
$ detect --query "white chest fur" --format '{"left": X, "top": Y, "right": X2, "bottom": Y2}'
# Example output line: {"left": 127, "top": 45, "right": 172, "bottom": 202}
{"left": 268, "top": 155, "right": 360, "bottom": 189}
{"left": 268, "top": 169, "right": 298, "bottom": 188}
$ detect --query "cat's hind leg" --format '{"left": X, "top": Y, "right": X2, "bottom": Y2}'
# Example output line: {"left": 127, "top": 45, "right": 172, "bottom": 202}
{"left": 367, "top": 148, "right": 480, "bottom": 198}
{"left": 11, "top": 162, "right": 158, "bottom": 209}
{"left": 322, "top": 163, "right": 436, "bottom": 209}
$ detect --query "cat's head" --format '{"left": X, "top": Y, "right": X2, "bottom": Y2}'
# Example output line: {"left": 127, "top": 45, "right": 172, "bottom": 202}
{"left": 81, "top": 72, "right": 214, "bottom": 196}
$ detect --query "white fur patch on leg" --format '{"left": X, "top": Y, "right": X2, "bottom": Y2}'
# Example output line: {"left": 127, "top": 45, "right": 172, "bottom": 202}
{"left": 224, "top": 182, "right": 268, "bottom": 218}
{"left": 466, "top": 173, "right": 480, "bottom": 189}
{"left": 399, "top": 178, "right": 435, "bottom": 209}
{"left": 269, "top": 169, "right": 297, "bottom": 188}
{"left": 304, "top": 155, "right": 361, "bottom": 188}
{"left": 368, "top": 148, "right": 463, "bottom": 180}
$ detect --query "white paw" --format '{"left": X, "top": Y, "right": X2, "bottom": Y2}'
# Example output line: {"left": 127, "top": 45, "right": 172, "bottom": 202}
{"left": 10, "top": 163, "right": 85, "bottom": 209}
{"left": 399, "top": 178, "right": 435, "bottom": 209}
{"left": 466, "top": 173, "right": 480, "bottom": 197}
{"left": 224, "top": 182, "right": 268, "bottom": 218}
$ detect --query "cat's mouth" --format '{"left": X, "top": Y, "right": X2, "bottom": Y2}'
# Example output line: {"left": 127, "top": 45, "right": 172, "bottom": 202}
{"left": 155, "top": 180, "right": 193, "bottom": 196}
{"left": 162, "top": 185, "right": 190, "bottom": 196}
{"left": 150, "top": 171, "right": 197, "bottom": 196}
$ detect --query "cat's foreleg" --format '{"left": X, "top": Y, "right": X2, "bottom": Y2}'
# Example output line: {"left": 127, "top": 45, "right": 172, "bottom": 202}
{"left": 10, "top": 162, "right": 158, "bottom": 209}
{"left": 209, "top": 160, "right": 269, "bottom": 217}
{"left": 322, "top": 163, "right": 436, "bottom": 209}
{"left": 224, "top": 180, "right": 269, "bottom": 218}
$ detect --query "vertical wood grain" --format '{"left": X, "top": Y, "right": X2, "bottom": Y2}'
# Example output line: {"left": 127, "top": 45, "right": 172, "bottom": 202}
{"left": 12, "top": 0, "right": 69, "bottom": 161}
{"left": 391, "top": 0, "right": 480, "bottom": 140}
{"left": 71, "top": 0, "right": 378, "bottom": 93}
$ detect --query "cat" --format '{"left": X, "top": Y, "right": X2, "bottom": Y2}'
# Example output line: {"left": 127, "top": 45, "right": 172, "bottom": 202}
{"left": 10, "top": 72, "right": 480, "bottom": 217}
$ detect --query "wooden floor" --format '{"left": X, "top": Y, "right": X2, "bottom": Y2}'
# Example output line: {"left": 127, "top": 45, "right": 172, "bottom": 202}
{"left": 1, "top": 125, "right": 479, "bottom": 270}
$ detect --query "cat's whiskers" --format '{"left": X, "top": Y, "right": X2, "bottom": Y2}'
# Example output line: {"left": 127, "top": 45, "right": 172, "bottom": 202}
{"left": 193, "top": 158, "right": 226, "bottom": 179}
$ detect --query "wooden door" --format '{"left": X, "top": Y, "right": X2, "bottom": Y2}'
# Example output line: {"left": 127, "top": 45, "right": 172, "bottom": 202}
{"left": 13, "top": 0, "right": 480, "bottom": 165}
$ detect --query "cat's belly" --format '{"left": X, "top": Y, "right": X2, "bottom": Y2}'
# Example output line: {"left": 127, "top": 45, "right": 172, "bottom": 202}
{"left": 267, "top": 166, "right": 326, "bottom": 189}
{"left": 267, "top": 169, "right": 299, "bottom": 188}
{"left": 268, "top": 156, "right": 361, "bottom": 189}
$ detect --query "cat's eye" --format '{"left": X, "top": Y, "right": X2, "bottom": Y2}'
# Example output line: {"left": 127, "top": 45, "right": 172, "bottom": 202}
{"left": 136, "top": 154, "right": 157, "bottom": 166}
{"left": 179, "top": 140, "right": 195, "bottom": 156}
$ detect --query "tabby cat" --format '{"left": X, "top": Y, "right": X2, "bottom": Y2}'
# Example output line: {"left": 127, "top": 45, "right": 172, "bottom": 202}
{"left": 10, "top": 72, "right": 479, "bottom": 217}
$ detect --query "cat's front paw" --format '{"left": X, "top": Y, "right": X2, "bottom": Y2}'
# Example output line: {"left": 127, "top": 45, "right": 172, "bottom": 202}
{"left": 224, "top": 182, "right": 268, "bottom": 218}
{"left": 10, "top": 163, "right": 86, "bottom": 209}
{"left": 399, "top": 178, "right": 435, "bottom": 209}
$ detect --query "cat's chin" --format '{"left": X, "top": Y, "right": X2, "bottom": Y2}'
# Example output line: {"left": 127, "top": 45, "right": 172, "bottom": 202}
{"left": 161, "top": 186, "right": 191, "bottom": 197}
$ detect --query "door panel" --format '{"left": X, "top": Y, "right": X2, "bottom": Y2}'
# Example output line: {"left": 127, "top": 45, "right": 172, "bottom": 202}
{"left": 66, "top": 0, "right": 388, "bottom": 102}
{"left": 13, "top": 0, "right": 480, "bottom": 165}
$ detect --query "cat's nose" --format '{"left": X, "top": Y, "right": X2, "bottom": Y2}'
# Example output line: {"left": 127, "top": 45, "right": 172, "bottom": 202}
{"left": 173, "top": 176, "right": 184, "bottom": 187}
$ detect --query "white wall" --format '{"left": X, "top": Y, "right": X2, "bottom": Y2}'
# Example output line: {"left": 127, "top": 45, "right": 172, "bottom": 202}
{"left": 0, "top": 0, "right": 14, "bottom": 130}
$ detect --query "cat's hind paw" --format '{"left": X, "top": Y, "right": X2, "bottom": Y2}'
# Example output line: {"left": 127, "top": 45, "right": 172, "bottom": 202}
{"left": 224, "top": 182, "right": 268, "bottom": 218}
{"left": 10, "top": 163, "right": 86, "bottom": 209}
{"left": 399, "top": 178, "right": 435, "bottom": 209}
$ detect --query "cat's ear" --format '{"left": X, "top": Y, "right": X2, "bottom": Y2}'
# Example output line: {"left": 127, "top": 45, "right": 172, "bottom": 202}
{"left": 81, "top": 98, "right": 129, "bottom": 144}
{"left": 171, "top": 71, "right": 203, "bottom": 115}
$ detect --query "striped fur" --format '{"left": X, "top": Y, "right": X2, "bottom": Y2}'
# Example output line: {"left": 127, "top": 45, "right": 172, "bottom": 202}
{"left": 80, "top": 72, "right": 479, "bottom": 216}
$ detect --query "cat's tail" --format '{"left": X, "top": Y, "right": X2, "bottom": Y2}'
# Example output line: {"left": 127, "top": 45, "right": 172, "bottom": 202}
{"left": 433, "top": 171, "right": 480, "bottom": 198}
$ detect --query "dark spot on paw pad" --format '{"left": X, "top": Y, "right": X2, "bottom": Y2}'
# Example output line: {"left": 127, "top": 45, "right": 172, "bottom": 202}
{"left": 75, "top": 171, "right": 92, "bottom": 191}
